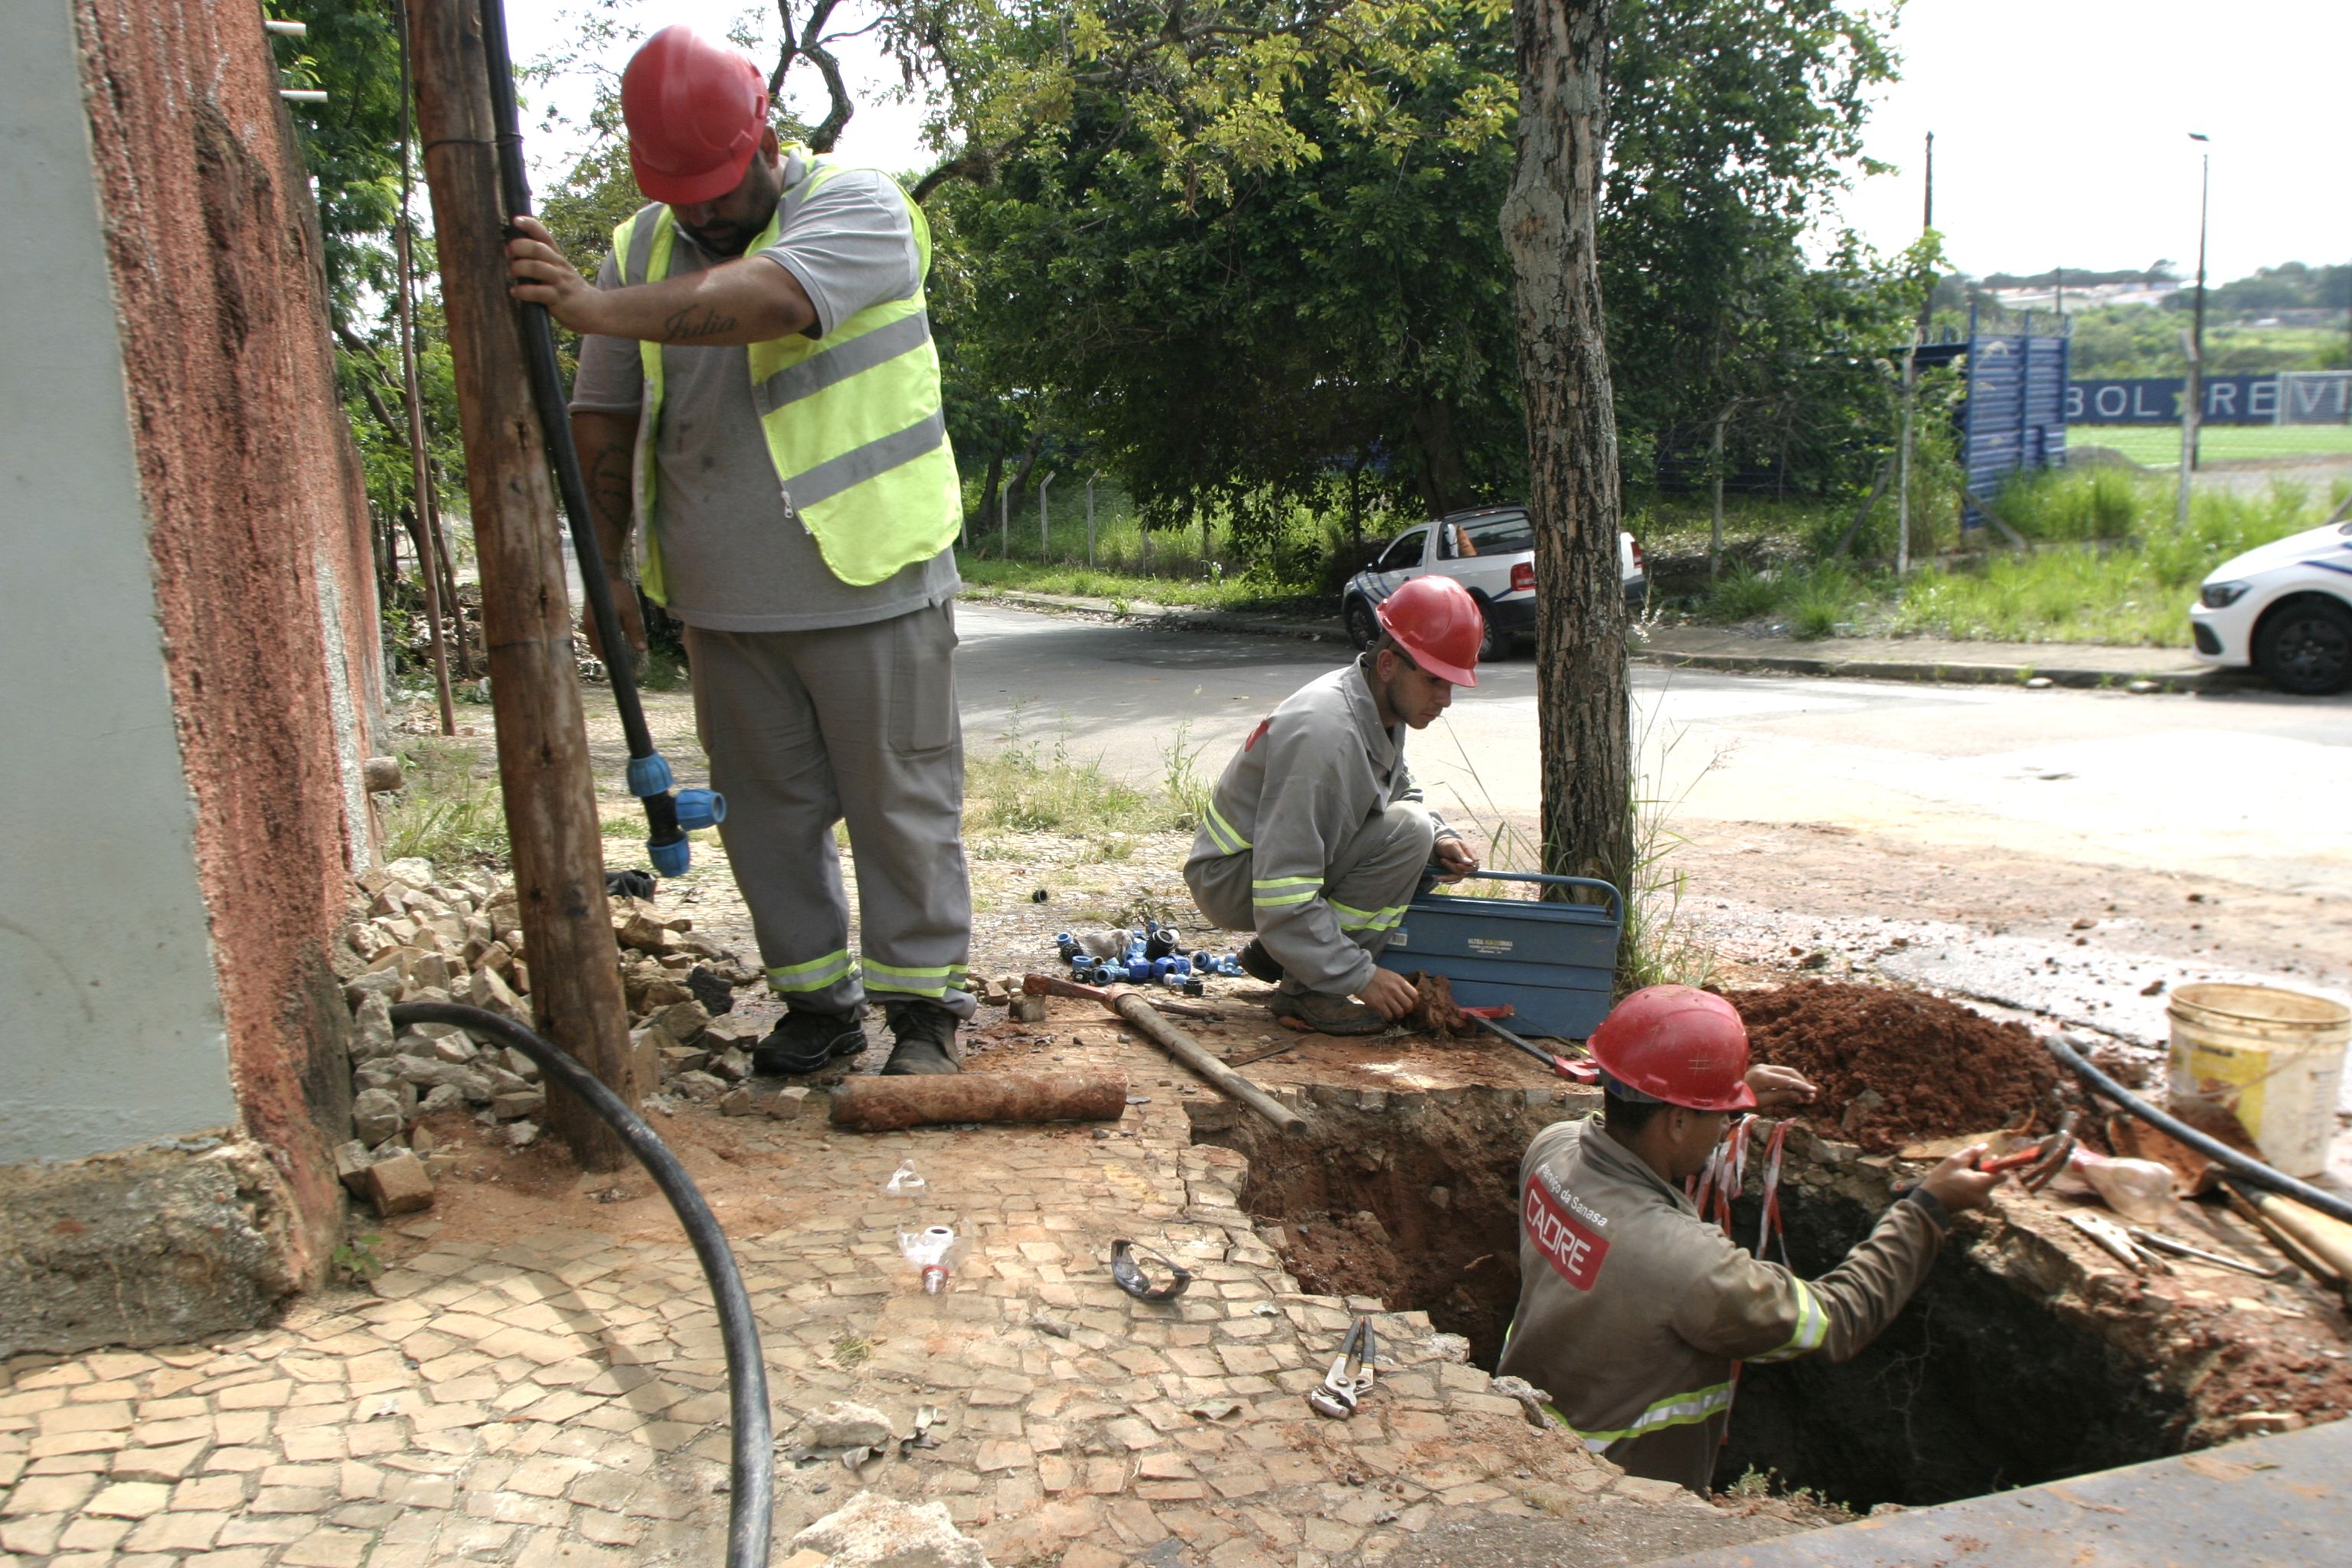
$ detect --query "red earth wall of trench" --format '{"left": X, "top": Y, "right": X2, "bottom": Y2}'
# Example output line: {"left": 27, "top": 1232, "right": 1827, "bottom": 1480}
{"left": 74, "top": 0, "right": 383, "bottom": 1277}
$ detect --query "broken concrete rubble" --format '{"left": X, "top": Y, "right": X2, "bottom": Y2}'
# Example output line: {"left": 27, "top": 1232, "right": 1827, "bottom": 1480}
{"left": 790, "top": 1491, "right": 991, "bottom": 1568}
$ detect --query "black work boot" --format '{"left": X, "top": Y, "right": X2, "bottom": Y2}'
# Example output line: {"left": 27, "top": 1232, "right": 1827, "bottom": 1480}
{"left": 1237, "top": 938, "right": 1284, "bottom": 985}
{"left": 752, "top": 1008, "right": 867, "bottom": 1076}
{"left": 1267, "top": 989, "right": 1387, "bottom": 1037}
{"left": 881, "top": 1004, "right": 961, "bottom": 1075}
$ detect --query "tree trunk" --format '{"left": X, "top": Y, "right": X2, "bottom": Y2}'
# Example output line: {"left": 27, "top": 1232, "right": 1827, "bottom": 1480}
{"left": 1501, "top": 0, "right": 1632, "bottom": 899}
{"left": 410, "top": 0, "right": 636, "bottom": 1171}
{"left": 1413, "top": 397, "right": 1469, "bottom": 515}
{"left": 975, "top": 448, "right": 1004, "bottom": 537}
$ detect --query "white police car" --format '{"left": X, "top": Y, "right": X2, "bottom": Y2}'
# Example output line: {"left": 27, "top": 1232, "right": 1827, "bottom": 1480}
{"left": 1342, "top": 505, "right": 1648, "bottom": 661}
{"left": 2189, "top": 517, "right": 2352, "bottom": 695}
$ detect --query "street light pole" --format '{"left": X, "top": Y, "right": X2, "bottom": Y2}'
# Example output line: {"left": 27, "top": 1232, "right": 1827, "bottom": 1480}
{"left": 2188, "top": 132, "right": 2210, "bottom": 473}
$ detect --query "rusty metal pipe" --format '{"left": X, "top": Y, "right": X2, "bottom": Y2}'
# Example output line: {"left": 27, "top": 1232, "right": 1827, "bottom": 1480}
{"left": 829, "top": 1072, "right": 1129, "bottom": 1132}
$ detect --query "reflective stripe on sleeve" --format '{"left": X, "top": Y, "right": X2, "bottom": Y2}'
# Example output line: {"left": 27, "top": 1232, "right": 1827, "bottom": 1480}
{"left": 1329, "top": 900, "right": 1410, "bottom": 932}
{"left": 1204, "top": 802, "right": 1252, "bottom": 854}
{"left": 1747, "top": 1278, "right": 1828, "bottom": 1364}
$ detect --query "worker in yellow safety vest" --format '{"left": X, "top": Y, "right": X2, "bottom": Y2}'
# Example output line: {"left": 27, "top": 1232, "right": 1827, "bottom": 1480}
{"left": 506, "top": 25, "right": 970, "bottom": 1076}
{"left": 1494, "top": 986, "right": 2007, "bottom": 1492}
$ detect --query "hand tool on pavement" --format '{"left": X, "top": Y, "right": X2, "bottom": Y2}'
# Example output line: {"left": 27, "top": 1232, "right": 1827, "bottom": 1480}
{"left": 828, "top": 1071, "right": 1129, "bottom": 1132}
{"left": 1978, "top": 1109, "right": 2078, "bottom": 1192}
{"left": 1024, "top": 972, "right": 1224, "bottom": 1021}
{"left": 2125, "top": 1227, "right": 2297, "bottom": 1281}
{"left": 2230, "top": 1184, "right": 2352, "bottom": 1292}
{"left": 1468, "top": 1012, "right": 1599, "bottom": 1083}
{"left": 2063, "top": 1210, "right": 2171, "bottom": 1276}
{"left": 1024, "top": 975, "right": 1306, "bottom": 1135}
{"left": 1308, "top": 1316, "right": 1378, "bottom": 1418}
{"left": 1109, "top": 1240, "right": 1192, "bottom": 1302}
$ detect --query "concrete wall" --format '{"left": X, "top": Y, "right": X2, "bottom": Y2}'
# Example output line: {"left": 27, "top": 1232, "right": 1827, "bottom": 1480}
{"left": 0, "top": 0, "right": 383, "bottom": 1354}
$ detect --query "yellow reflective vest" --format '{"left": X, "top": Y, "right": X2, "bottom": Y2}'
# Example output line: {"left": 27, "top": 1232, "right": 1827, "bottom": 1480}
{"left": 609, "top": 149, "right": 961, "bottom": 594}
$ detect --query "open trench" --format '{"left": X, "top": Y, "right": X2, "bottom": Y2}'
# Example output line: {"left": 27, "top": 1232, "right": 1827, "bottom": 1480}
{"left": 1187, "top": 1084, "right": 2207, "bottom": 1512}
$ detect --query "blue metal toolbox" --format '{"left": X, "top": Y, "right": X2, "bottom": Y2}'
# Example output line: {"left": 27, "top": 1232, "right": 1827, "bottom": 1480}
{"left": 1377, "top": 872, "right": 1622, "bottom": 1040}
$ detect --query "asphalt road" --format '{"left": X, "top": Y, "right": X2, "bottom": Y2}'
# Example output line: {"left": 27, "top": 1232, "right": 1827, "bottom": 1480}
{"left": 956, "top": 602, "right": 2352, "bottom": 903}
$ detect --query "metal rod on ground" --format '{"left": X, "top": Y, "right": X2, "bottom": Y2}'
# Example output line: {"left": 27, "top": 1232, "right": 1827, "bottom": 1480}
{"left": 1023, "top": 972, "right": 1223, "bottom": 1021}
{"left": 1024, "top": 975, "right": 1305, "bottom": 1135}
{"left": 2045, "top": 1034, "right": 2352, "bottom": 1227}
{"left": 831, "top": 1072, "right": 1129, "bottom": 1133}
{"left": 409, "top": 0, "right": 637, "bottom": 1170}
{"left": 394, "top": 2, "right": 455, "bottom": 737}
{"left": 393, "top": 1002, "right": 770, "bottom": 1568}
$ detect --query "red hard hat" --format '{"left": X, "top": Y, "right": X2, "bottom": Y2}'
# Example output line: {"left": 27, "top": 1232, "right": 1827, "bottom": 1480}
{"left": 621, "top": 27, "right": 770, "bottom": 206}
{"left": 1374, "top": 575, "right": 1481, "bottom": 686}
{"left": 1589, "top": 985, "right": 1757, "bottom": 1112}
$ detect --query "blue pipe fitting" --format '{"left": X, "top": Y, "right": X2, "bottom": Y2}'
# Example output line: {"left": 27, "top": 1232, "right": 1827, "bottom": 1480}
{"left": 648, "top": 835, "right": 691, "bottom": 879}
{"left": 1089, "top": 961, "right": 1119, "bottom": 987}
{"left": 627, "top": 752, "right": 676, "bottom": 799}
{"left": 675, "top": 788, "right": 726, "bottom": 831}
{"left": 1125, "top": 959, "right": 1152, "bottom": 983}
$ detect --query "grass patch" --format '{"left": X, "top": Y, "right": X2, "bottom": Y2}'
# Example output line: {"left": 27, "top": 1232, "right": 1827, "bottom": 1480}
{"left": 1683, "top": 471, "right": 2334, "bottom": 647}
{"left": 381, "top": 736, "right": 511, "bottom": 869}
{"left": 2076, "top": 423, "right": 2352, "bottom": 468}
{"left": 956, "top": 557, "right": 1312, "bottom": 612}
{"left": 963, "top": 709, "right": 1194, "bottom": 841}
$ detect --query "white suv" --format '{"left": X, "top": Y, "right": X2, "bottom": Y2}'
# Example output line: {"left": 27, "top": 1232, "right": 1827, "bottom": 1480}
{"left": 1342, "top": 505, "right": 1648, "bottom": 660}
{"left": 2188, "top": 518, "right": 2352, "bottom": 695}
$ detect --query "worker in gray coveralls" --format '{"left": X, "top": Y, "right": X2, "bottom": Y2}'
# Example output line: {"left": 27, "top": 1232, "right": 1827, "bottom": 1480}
{"left": 506, "top": 26, "right": 971, "bottom": 1076}
{"left": 1184, "top": 576, "right": 1485, "bottom": 1034}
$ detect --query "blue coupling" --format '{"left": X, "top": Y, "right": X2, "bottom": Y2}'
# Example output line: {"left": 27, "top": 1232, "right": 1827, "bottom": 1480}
{"left": 626, "top": 752, "right": 675, "bottom": 799}
{"left": 675, "top": 788, "right": 726, "bottom": 831}
{"left": 1125, "top": 959, "right": 1152, "bottom": 983}
{"left": 1089, "top": 961, "right": 1119, "bottom": 987}
{"left": 648, "top": 835, "right": 691, "bottom": 878}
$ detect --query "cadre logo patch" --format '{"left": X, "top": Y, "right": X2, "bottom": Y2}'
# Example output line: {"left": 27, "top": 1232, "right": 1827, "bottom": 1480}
{"left": 1524, "top": 1176, "right": 1609, "bottom": 1291}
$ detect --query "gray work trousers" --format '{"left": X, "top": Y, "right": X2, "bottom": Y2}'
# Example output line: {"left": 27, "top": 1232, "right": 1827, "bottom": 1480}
{"left": 1189, "top": 801, "right": 1434, "bottom": 995}
{"left": 684, "top": 602, "right": 975, "bottom": 1020}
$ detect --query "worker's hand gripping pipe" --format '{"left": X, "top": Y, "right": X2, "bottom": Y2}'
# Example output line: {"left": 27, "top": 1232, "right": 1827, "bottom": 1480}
{"left": 472, "top": 0, "right": 720, "bottom": 877}
{"left": 392, "top": 1001, "right": 773, "bottom": 1567}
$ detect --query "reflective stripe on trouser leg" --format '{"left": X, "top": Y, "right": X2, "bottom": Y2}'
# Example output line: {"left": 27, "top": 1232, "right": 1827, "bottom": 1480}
{"left": 685, "top": 625, "right": 862, "bottom": 1015}
{"left": 799, "top": 603, "right": 978, "bottom": 1021}
{"left": 1279, "top": 800, "right": 1434, "bottom": 996}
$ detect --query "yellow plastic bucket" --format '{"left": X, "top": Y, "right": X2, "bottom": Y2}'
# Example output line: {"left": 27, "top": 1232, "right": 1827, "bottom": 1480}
{"left": 2167, "top": 982, "right": 2352, "bottom": 1178}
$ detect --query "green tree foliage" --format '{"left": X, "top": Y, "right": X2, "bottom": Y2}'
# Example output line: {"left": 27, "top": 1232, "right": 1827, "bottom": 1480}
{"left": 939, "top": 6, "right": 1523, "bottom": 554}
{"left": 270, "top": 0, "right": 463, "bottom": 592}
{"left": 1598, "top": 0, "right": 1916, "bottom": 496}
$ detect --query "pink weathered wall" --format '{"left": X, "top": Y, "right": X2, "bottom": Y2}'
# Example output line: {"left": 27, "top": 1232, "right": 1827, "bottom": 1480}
{"left": 74, "top": 0, "right": 383, "bottom": 1276}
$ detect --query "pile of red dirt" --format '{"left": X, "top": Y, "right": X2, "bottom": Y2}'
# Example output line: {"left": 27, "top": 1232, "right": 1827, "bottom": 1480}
{"left": 1732, "top": 982, "right": 2065, "bottom": 1152}
{"left": 1401, "top": 971, "right": 1472, "bottom": 1037}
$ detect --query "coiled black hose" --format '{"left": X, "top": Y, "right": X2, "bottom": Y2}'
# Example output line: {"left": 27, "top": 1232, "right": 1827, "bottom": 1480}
{"left": 2046, "top": 1032, "right": 2352, "bottom": 1228}
{"left": 391, "top": 1001, "right": 773, "bottom": 1566}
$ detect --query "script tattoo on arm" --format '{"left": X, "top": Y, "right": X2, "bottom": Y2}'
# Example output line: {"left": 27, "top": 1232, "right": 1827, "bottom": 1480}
{"left": 587, "top": 443, "right": 633, "bottom": 535}
{"left": 659, "top": 305, "right": 739, "bottom": 341}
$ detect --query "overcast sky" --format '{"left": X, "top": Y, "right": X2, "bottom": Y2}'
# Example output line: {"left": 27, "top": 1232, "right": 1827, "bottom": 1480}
{"left": 507, "top": 0, "right": 2344, "bottom": 284}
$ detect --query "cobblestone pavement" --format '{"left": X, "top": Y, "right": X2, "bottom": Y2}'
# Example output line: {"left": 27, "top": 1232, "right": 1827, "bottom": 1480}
{"left": 1, "top": 1031, "right": 1740, "bottom": 1567}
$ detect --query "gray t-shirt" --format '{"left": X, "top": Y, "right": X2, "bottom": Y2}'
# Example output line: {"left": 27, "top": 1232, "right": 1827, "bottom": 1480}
{"left": 570, "top": 154, "right": 959, "bottom": 632}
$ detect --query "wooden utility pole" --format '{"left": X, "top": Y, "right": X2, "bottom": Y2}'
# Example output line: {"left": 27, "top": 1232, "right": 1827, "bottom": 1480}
{"left": 1502, "top": 0, "right": 1632, "bottom": 900}
{"left": 409, "top": 0, "right": 635, "bottom": 1170}
{"left": 395, "top": 2, "right": 455, "bottom": 735}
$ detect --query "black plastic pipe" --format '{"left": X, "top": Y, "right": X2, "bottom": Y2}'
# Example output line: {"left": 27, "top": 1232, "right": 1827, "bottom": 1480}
{"left": 2045, "top": 1033, "right": 2352, "bottom": 1228}
{"left": 392, "top": 1001, "right": 773, "bottom": 1566}
{"left": 472, "top": 0, "right": 684, "bottom": 863}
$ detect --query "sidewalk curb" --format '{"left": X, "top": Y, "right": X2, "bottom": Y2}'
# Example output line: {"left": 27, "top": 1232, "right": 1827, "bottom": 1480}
{"left": 973, "top": 588, "right": 2222, "bottom": 693}
{"left": 1632, "top": 647, "right": 2216, "bottom": 694}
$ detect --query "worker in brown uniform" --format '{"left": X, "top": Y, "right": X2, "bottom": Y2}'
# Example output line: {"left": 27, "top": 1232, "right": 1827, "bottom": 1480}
{"left": 1494, "top": 985, "right": 2005, "bottom": 1493}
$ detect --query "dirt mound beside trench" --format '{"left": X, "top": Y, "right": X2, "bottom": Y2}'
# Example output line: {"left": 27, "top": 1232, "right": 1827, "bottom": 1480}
{"left": 1733, "top": 982, "right": 2063, "bottom": 1152}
